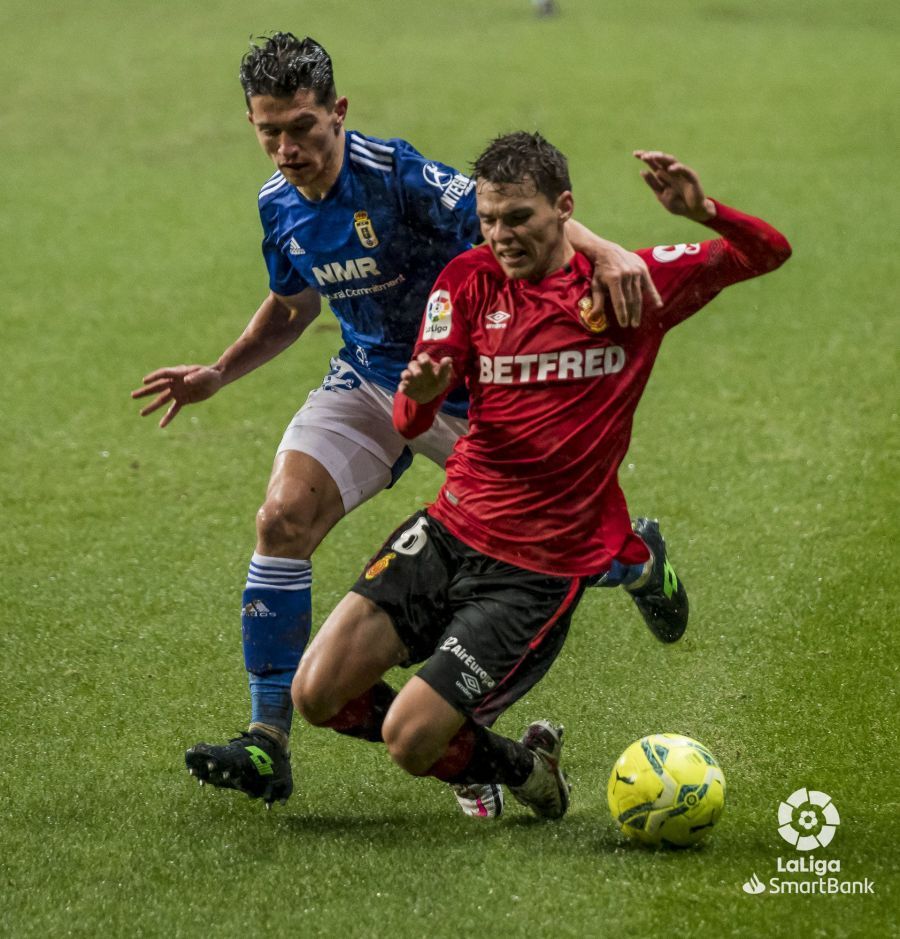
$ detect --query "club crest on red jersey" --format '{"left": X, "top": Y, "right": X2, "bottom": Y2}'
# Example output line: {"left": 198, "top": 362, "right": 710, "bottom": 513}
{"left": 578, "top": 296, "right": 607, "bottom": 334}
{"left": 365, "top": 552, "right": 396, "bottom": 580}
{"left": 354, "top": 210, "right": 379, "bottom": 248}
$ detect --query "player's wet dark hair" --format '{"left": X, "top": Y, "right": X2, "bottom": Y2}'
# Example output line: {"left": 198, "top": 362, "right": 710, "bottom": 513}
{"left": 473, "top": 132, "right": 571, "bottom": 201}
{"left": 239, "top": 33, "right": 336, "bottom": 107}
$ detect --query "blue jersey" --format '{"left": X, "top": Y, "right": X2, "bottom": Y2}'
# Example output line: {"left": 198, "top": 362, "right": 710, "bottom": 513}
{"left": 258, "top": 130, "right": 480, "bottom": 416}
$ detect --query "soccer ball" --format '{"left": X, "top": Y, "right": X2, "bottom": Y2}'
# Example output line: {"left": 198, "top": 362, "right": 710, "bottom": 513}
{"left": 607, "top": 733, "right": 726, "bottom": 847}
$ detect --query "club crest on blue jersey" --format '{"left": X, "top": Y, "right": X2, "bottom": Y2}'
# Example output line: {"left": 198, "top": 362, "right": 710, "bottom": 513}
{"left": 354, "top": 210, "right": 379, "bottom": 248}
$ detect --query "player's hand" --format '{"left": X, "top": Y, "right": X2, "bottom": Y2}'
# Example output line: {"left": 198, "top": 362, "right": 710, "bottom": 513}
{"left": 588, "top": 241, "right": 663, "bottom": 329}
{"left": 398, "top": 353, "right": 455, "bottom": 404}
{"left": 634, "top": 150, "right": 716, "bottom": 223}
{"left": 131, "top": 364, "right": 224, "bottom": 428}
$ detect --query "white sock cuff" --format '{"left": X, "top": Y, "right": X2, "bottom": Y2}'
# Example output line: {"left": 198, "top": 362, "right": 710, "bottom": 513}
{"left": 246, "top": 553, "right": 312, "bottom": 590}
{"left": 250, "top": 553, "right": 311, "bottom": 571}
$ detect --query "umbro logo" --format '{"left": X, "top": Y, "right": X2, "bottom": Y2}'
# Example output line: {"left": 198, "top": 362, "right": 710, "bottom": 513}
{"left": 461, "top": 672, "right": 481, "bottom": 694}
{"left": 486, "top": 310, "right": 510, "bottom": 330}
{"left": 243, "top": 599, "right": 276, "bottom": 618}
{"left": 288, "top": 237, "right": 305, "bottom": 255}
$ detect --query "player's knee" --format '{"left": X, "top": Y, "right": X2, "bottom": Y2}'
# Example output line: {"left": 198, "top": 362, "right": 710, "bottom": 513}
{"left": 382, "top": 712, "right": 442, "bottom": 776}
{"left": 291, "top": 664, "right": 334, "bottom": 727}
{"left": 256, "top": 497, "right": 317, "bottom": 557}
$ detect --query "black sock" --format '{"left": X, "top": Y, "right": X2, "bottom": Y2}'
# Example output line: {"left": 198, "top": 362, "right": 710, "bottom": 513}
{"left": 438, "top": 725, "right": 534, "bottom": 787}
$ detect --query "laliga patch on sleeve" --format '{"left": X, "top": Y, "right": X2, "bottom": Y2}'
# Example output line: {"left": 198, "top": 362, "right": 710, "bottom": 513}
{"left": 423, "top": 289, "right": 453, "bottom": 341}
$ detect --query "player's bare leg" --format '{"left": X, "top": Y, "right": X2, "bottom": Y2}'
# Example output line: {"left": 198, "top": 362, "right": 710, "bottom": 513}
{"left": 244, "top": 451, "right": 346, "bottom": 740}
{"left": 257, "top": 451, "right": 347, "bottom": 557}
{"left": 185, "top": 451, "right": 346, "bottom": 807}
{"left": 292, "top": 593, "right": 408, "bottom": 729}
{"left": 381, "top": 677, "right": 467, "bottom": 774}
{"left": 376, "top": 677, "right": 497, "bottom": 818}
{"left": 381, "top": 677, "right": 569, "bottom": 820}
{"left": 295, "top": 599, "right": 543, "bottom": 820}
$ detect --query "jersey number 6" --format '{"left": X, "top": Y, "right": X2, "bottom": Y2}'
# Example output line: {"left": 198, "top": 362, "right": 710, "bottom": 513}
{"left": 392, "top": 517, "right": 430, "bottom": 556}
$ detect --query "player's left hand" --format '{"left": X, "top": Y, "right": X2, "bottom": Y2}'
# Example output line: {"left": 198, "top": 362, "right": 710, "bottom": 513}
{"left": 634, "top": 150, "right": 717, "bottom": 223}
{"left": 398, "top": 352, "right": 455, "bottom": 403}
{"left": 588, "top": 241, "right": 663, "bottom": 329}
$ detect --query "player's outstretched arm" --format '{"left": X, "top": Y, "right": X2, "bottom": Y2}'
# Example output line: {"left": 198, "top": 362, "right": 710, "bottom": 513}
{"left": 631, "top": 150, "right": 791, "bottom": 325}
{"left": 633, "top": 151, "right": 717, "bottom": 222}
{"left": 131, "top": 288, "right": 320, "bottom": 428}
{"left": 566, "top": 220, "right": 663, "bottom": 329}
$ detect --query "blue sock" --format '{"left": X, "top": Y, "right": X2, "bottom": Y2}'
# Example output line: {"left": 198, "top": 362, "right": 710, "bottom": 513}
{"left": 241, "top": 553, "right": 312, "bottom": 738}
{"left": 594, "top": 558, "right": 648, "bottom": 588}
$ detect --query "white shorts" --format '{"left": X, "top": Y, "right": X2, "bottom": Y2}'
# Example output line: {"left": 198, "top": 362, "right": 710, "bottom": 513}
{"left": 278, "top": 358, "right": 468, "bottom": 513}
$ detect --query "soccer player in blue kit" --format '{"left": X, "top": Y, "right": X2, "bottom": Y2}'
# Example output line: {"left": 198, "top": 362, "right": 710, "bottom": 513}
{"left": 132, "top": 33, "right": 659, "bottom": 812}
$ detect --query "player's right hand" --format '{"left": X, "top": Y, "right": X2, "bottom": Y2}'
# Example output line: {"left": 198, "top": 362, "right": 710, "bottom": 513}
{"left": 398, "top": 353, "right": 455, "bottom": 404}
{"left": 131, "top": 364, "right": 224, "bottom": 428}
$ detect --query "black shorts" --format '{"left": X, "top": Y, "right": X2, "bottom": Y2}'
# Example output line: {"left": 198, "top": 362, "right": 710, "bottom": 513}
{"left": 351, "top": 510, "right": 586, "bottom": 726}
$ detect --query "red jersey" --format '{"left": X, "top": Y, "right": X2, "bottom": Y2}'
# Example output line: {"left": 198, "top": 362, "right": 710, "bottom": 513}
{"left": 394, "top": 201, "right": 791, "bottom": 576}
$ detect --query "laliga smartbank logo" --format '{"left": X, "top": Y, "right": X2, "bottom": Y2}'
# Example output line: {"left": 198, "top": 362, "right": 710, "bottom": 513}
{"left": 741, "top": 789, "right": 875, "bottom": 896}
{"left": 777, "top": 787, "right": 839, "bottom": 850}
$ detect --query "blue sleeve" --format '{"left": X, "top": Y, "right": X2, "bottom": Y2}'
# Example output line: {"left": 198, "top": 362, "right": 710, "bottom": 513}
{"left": 260, "top": 207, "right": 310, "bottom": 296}
{"left": 391, "top": 139, "right": 482, "bottom": 244}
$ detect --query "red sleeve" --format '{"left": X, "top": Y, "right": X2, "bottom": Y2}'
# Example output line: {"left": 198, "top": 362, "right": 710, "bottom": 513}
{"left": 642, "top": 200, "right": 792, "bottom": 329}
{"left": 393, "top": 390, "right": 444, "bottom": 439}
{"left": 392, "top": 262, "right": 474, "bottom": 439}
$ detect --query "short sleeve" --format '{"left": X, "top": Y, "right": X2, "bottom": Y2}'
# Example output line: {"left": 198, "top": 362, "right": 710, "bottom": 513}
{"left": 391, "top": 139, "right": 482, "bottom": 245}
{"left": 260, "top": 208, "right": 310, "bottom": 297}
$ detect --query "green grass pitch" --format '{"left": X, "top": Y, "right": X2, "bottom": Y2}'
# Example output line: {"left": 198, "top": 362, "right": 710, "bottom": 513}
{"left": 1, "top": 0, "right": 897, "bottom": 935}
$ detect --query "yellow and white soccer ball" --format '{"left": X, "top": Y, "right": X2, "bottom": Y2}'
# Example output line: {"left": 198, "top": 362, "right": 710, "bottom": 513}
{"left": 607, "top": 733, "right": 726, "bottom": 847}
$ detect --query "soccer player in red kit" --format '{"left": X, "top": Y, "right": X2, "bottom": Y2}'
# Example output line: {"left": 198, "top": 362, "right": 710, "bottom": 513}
{"left": 291, "top": 135, "right": 791, "bottom": 820}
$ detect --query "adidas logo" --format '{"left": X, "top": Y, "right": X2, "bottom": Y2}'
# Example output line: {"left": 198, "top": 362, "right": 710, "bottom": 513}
{"left": 243, "top": 599, "right": 276, "bottom": 618}
{"left": 288, "top": 237, "right": 305, "bottom": 256}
